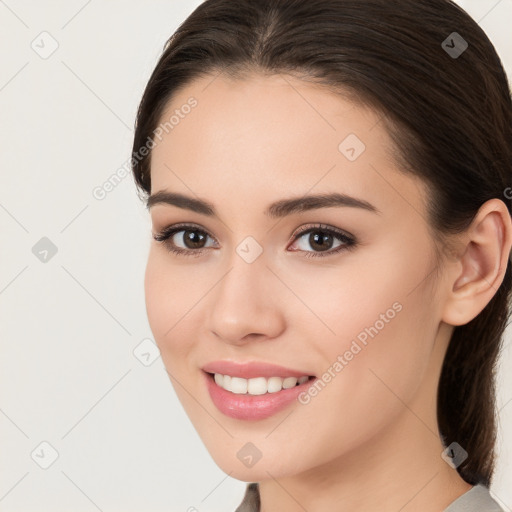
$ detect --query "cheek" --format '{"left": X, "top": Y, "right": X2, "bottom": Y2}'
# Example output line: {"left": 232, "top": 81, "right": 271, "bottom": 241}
{"left": 321, "top": 238, "right": 437, "bottom": 355}
{"left": 143, "top": 250, "right": 197, "bottom": 364}
{"left": 144, "top": 252, "right": 169, "bottom": 338}
{"left": 296, "top": 245, "right": 438, "bottom": 414}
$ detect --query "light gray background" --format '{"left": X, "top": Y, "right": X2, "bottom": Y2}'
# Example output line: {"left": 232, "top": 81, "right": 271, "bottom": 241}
{"left": 0, "top": 1, "right": 511, "bottom": 511}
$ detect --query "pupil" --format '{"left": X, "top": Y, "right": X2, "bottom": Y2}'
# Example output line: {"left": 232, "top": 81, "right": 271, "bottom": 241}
{"left": 185, "top": 230, "right": 205, "bottom": 249}
{"left": 310, "top": 231, "right": 332, "bottom": 251}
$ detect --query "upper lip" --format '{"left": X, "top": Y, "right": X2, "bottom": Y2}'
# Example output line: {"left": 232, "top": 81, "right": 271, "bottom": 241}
{"left": 202, "top": 360, "right": 315, "bottom": 379}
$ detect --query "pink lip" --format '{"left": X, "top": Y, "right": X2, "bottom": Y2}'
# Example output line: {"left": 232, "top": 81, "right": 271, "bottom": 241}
{"left": 203, "top": 371, "right": 317, "bottom": 421}
{"left": 201, "top": 360, "right": 314, "bottom": 379}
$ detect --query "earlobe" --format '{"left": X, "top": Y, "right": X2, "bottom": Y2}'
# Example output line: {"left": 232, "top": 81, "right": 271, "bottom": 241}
{"left": 441, "top": 199, "right": 512, "bottom": 327}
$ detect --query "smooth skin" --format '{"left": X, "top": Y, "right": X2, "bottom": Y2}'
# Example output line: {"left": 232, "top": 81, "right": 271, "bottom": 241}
{"left": 144, "top": 72, "right": 512, "bottom": 512}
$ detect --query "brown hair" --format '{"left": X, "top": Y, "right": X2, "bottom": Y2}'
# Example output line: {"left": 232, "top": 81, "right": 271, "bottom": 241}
{"left": 131, "top": 0, "right": 512, "bottom": 486}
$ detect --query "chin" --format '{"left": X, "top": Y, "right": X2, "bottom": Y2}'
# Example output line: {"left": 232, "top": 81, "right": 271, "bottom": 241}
{"left": 206, "top": 443, "right": 300, "bottom": 481}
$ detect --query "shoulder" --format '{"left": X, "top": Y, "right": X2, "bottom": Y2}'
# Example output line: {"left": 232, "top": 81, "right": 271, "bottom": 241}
{"left": 233, "top": 482, "right": 505, "bottom": 512}
{"left": 444, "top": 484, "right": 505, "bottom": 512}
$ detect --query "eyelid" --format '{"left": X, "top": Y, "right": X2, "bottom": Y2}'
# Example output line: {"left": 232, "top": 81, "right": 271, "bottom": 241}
{"left": 289, "top": 222, "right": 355, "bottom": 243}
{"left": 153, "top": 222, "right": 216, "bottom": 242}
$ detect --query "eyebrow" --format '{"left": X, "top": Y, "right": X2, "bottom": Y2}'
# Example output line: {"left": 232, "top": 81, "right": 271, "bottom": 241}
{"left": 146, "top": 190, "right": 380, "bottom": 218}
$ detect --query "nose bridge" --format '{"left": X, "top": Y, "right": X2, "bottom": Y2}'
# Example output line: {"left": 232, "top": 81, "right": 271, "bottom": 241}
{"left": 215, "top": 228, "right": 269, "bottom": 304}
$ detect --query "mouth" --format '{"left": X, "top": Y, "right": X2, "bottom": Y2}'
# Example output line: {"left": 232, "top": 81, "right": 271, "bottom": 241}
{"left": 206, "top": 371, "right": 315, "bottom": 395}
{"left": 203, "top": 370, "right": 317, "bottom": 421}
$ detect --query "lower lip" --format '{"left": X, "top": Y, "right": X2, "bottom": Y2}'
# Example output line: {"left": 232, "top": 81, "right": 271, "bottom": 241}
{"left": 204, "top": 371, "right": 316, "bottom": 421}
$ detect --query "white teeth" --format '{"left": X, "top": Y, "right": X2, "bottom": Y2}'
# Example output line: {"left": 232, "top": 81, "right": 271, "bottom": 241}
{"left": 230, "top": 377, "right": 248, "bottom": 394}
{"left": 214, "top": 373, "right": 224, "bottom": 387}
{"left": 247, "top": 377, "right": 267, "bottom": 395}
{"left": 267, "top": 376, "right": 283, "bottom": 393}
{"left": 282, "top": 377, "right": 298, "bottom": 389}
{"left": 212, "top": 373, "right": 311, "bottom": 395}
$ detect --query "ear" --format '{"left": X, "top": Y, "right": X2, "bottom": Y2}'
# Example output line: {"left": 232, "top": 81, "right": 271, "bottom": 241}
{"left": 441, "top": 198, "right": 512, "bottom": 326}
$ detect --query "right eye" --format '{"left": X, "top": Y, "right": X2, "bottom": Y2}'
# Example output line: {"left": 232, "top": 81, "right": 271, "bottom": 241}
{"left": 153, "top": 223, "right": 218, "bottom": 257}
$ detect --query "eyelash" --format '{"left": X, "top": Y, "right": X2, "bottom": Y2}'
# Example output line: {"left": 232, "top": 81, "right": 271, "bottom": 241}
{"left": 152, "top": 222, "right": 357, "bottom": 259}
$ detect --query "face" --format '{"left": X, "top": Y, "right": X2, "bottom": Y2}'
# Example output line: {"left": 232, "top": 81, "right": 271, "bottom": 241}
{"left": 144, "top": 72, "right": 446, "bottom": 481}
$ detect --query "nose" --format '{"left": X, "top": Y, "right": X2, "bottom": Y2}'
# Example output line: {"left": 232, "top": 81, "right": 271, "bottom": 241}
{"left": 207, "top": 255, "right": 286, "bottom": 346}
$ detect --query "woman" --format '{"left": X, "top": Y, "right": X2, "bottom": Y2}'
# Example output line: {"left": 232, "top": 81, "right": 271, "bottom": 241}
{"left": 130, "top": 0, "right": 511, "bottom": 510}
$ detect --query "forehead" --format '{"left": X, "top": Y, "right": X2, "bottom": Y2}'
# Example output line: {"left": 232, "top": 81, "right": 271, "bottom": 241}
{"left": 149, "top": 72, "right": 427, "bottom": 218}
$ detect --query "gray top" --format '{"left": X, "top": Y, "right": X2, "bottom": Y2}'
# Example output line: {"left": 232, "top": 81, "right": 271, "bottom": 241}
{"left": 234, "top": 482, "right": 504, "bottom": 512}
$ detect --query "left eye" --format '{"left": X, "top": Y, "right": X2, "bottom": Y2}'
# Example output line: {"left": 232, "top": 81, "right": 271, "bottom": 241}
{"left": 153, "top": 223, "right": 356, "bottom": 258}
{"left": 288, "top": 224, "right": 356, "bottom": 258}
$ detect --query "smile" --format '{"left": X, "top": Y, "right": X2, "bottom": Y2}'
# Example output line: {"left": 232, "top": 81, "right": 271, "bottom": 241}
{"left": 212, "top": 373, "right": 312, "bottom": 395}
{"left": 203, "top": 370, "right": 317, "bottom": 420}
